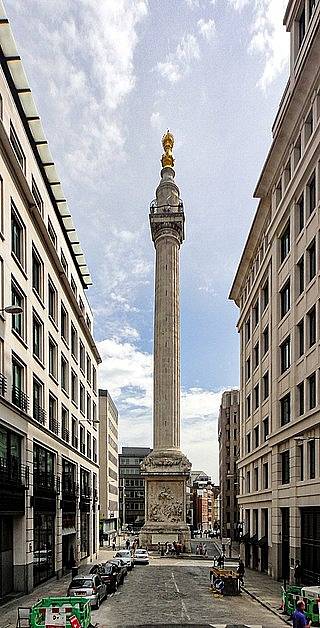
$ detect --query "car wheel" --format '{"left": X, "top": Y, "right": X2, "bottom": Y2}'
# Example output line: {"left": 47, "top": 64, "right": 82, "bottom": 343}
{"left": 95, "top": 595, "right": 100, "bottom": 609}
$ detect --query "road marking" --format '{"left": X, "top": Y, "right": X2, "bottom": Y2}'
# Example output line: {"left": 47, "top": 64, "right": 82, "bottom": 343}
{"left": 171, "top": 572, "right": 191, "bottom": 622}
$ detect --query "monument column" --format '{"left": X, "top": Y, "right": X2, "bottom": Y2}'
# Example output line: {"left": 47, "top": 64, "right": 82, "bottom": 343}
{"left": 140, "top": 132, "right": 191, "bottom": 549}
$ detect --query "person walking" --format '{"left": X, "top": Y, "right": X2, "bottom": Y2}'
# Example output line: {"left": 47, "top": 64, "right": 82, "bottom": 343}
{"left": 126, "top": 538, "right": 130, "bottom": 550}
{"left": 292, "top": 600, "right": 311, "bottom": 627}
{"left": 237, "top": 559, "right": 245, "bottom": 586}
{"left": 294, "top": 560, "right": 303, "bottom": 586}
{"left": 196, "top": 544, "right": 199, "bottom": 555}
{"left": 203, "top": 543, "right": 207, "bottom": 557}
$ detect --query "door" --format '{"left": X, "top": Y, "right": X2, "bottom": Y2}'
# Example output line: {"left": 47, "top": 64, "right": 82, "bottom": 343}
{"left": 0, "top": 517, "right": 13, "bottom": 598}
{"left": 281, "top": 508, "right": 290, "bottom": 583}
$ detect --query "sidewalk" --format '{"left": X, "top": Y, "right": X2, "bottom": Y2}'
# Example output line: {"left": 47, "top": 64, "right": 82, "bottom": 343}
{"left": 243, "top": 568, "right": 290, "bottom": 625}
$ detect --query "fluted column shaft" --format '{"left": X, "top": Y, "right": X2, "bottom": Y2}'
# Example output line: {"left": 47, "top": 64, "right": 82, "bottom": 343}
{"left": 153, "top": 229, "right": 181, "bottom": 450}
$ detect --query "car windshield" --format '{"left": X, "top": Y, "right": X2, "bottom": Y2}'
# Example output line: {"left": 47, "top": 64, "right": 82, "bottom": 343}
{"left": 117, "top": 551, "right": 130, "bottom": 556}
{"left": 70, "top": 578, "right": 93, "bottom": 588}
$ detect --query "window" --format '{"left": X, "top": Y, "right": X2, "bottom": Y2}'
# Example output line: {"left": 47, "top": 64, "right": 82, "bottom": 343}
{"left": 263, "top": 325, "right": 269, "bottom": 355}
{"left": 61, "top": 406, "right": 69, "bottom": 442}
{"left": 245, "top": 357, "right": 251, "bottom": 381}
{"left": 93, "top": 437, "right": 97, "bottom": 463}
{"left": 12, "top": 356, "right": 28, "bottom": 412}
{"left": 87, "top": 393, "right": 91, "bottom": 422}
{"left": 61, "top": 303, "right": 69, "bottom": 344}
{"left": 80, "top": 425, "right": 85, "bottom": 454}
{"left": 79, "top": 340, "right": 85, "bottom": 373}
{"left": 263, "top": 417, "right": 269, "bottom": 441}
{"left": 298, "top": 6, "right": 306, "bottom": 48}
{"left": 254, "top": 425, "right": 259, "bottom": 448}
{"left": 49, "top": 393, "right": 58, "bottom": 434}
{"left": 72, "top": 417, "right": 78, "bottom": 449}
{"left": 263, "top": 371, "right": 269, "bottom": 400}
{"left": 280, "top": 222, "right": 290, "bottom": 263}
{"left": 246, "top": 433, "right": 251, "bottom": 454}
{"left": 48, "top": 218, "right": 57, "bottom": 248}
{"left": 87, "top": 432, "right": 91, "bottom": 459}
{"left": 61, "top": 250, "right": 68, "bottom": 276}
{"left": 254, "top": 384, "right": 259, "bottom": 410}
{"left": 71, "top": 324, "right": 78, "bottom": 359}
{"left": 298, "top": 381, "right": 304, "bottom": 416}
{"left": 246, "top": 471, "right": 250, "bottom": 493}
{"left": 48, "top": 278, "right": 58, "bottom": 324}
{"left": 48, "top": 335, "right": 58, "bottom": 380}
{"left": 11, "top": 281, "right": 25, "bottom": 340}
{"left": 308, "top": 440, "right": 315, "bottom": 479}
{"left": 307, "top": 306, "right": 316, "bottom": 348}
{"left": 262, "top": 279, "right": 269, "bottom": 310}
{"left": 297, "top": 193, "right": 304, "bottom": 234}
{"left": 10, "top": 123, "right": 25, "bottom": 172}
{"left": 79, "top": 297, "right": 85, "bottom": 313}
{"left": 33, "top": 377, "right": 44, "bottom": 424}
{"left": 280, "top": 279, "right": 290, "bottom": 318}
{"left": 86, "top": 354, "right": 91, "bottom": 385}
{"left": 80, "top": 382, "right": 85, "bottom": 414}
{"left": 294, "top": 134, "right": 302, "bottom": 167}
{"left": 280, "top": 393, "right": 291, "bottom": 426}
{"left": 305, "top": 109, "right": 314, "bottom": 144}
{"left": 253, "top": 299, "right": 259, "bottom": 328}
{"left": 297, "top": 318, "right": 304, "bottom": 357}
{"left": 93, "top": 401, "right": 97, "bottom": 424}
{"left": 92, "top": 366, "right": 97, "bottom": 393}
{"left": 33, "top": 313, "right": 43, "bottom": 362}
{"left": 309, "top": 0, "right": 316, "bottom": 19}
{"left": 297, "top": 256, "right": 304, "bottom": 295}
{"left": 307, "top": 172, "right": 316, "bottom": 216}
{"left": 245, "top": 317, "right": 251, "bottom": 343}
{"left": 275, "top": 179, "right": 282, "bottom": 207}
{"left": 32, "top": 177, "right": 44, "bottom": 216}
{"left": 281, "top": 450, "right": 290, "bottom": 484}
{"left": 263, "top": 462, "right": 269, "bottom": 489}
{"left": 71, "top": 370, "right": 78, "bottom": 405}
{"left": 32, "top": 246, "right": 43, "bottom": 299}
{"left": 253, "top": 467, "right": 258, "bottom": 491}
{"left": 246, "top": 394, "right": 251, "bottom": 418}
{"left": 308, "top": 372, "right": 316, "bottom": 409}
{"left": 71, "top": 275, "right": 77, "bottom": 297}
{"left": 86, "top": 314, "right": 91, "bottom": 332}
{"left": 307, "top": 238, "right": 316, "bottom": 281}
{"left": 253, "top": 342, "right": 259, "bottom": 368}
{"left": 11, "top": 204, "right": 24, "bottom": 267}
{"left": 280, "top": 336, "right": 290, "bottom": 373}
{"left": 299, "top": 444, "right": 304, "bottom": 481}
{"left": 61, "top": 354, "right": 69, "bottom": 394}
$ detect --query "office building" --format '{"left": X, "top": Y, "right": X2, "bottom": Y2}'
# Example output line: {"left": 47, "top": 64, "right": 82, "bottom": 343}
{"left": 119, "top": 447, "right": 151, "bottom": 531}
{"left": 99, "top": 389, "right": 119, "bottom": 542}
{"left": 218, "top": 390, "right": 240, "bottom": 540}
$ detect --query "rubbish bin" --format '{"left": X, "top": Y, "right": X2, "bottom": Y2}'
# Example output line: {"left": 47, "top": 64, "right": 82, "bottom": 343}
{"left": 71, "top": 566, "right": 78, "bottom": 579}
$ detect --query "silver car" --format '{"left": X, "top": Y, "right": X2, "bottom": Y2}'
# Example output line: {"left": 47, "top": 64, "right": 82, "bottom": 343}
{"left": 133, "top": 548, "right": 149, "bottom": 565}
{"left": 114, "top": 549, "right": 134, "bottom": 570}
{"left": 67, "top": 574, "right": 107, "bottom": 608}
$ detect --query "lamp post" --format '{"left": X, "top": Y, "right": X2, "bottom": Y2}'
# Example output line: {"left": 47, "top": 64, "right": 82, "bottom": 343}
{"left": 0, "top": 305, "right": 23, "bottom": 314}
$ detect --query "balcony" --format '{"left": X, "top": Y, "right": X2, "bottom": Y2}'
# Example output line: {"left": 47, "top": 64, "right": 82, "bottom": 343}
{"left": 0, "top": 373, "right": 7, "bottom": 397}
{"left": 33, "top": 403, "right": 46, "bottom": 425}
{"left": 62, "top": 427, "right": 70, "bottom": 443}
{"left": 49, "top": 416, "right": 59, "bottom": 435}
{"left": 0, "top": 456, "right": 28, "bottom": 514}
{"left": 12, "top": 386, "right": 29, "bottom": 413}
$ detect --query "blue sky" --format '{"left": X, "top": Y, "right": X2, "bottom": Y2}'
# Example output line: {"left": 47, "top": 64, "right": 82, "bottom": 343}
{"left": 5, "top": 0, "right": 289, "bottom": 480}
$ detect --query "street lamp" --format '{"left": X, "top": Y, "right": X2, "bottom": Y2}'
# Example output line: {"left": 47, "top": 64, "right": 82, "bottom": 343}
{"left": 0, "top": 305, "right": 23, "bottom": 314}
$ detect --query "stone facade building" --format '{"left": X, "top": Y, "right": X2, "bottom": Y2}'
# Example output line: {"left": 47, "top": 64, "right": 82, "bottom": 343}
{"left": 119, "top": 447, "right": 151, "bottom": 531}
{"left": 230, "top": 0, "right": 320, "bottom": 583}
{"left": 191, "top": 472, "right": 220, "bottom": 534}
{"left": 99, "top": 390, "right": 119, "bottom": 542}
{"left": 0, "top": 9, "right": 100, "bottom": 599}
{"left": 218, "top": 390, "right": 240, "bottom": 541}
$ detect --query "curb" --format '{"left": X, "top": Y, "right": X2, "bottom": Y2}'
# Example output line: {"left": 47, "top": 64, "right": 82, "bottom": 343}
{"left": 242, "top": 585, "right": 291, "bottom": 625}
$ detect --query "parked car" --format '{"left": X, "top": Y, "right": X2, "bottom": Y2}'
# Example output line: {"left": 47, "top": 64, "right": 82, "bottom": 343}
{"left": 133, "top": 548, "right": 149, "bottom": 565}
{"left": 90, "top": 562, "right": 122, "bottom": 592}
{"left": 108, "top": 558, "right": 128, "bottom": 581}
{"left": 114, "top": 549, "right": 134, "bottom": 571}
{"left": 67, "top": 574, "right": 107, "bottom": 608}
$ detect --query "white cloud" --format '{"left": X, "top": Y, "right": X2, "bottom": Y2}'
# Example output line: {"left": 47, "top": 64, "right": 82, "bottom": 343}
{"left": 185, "top": 0, "right": 201, "bottom": 7}
{"left": 198, "top": 18, "right": 216, "bottom": 42}
{"left": 228, "top": 0, "right": 289, "bottom": 90}
{"left": 156, "top": 33, "right": 200, "bottom": 83}
{"left": 150, "top": 111, "right": 164, "bottom": 129}
{"left": 98, "top": 336, "right": 226, "bottom": 479}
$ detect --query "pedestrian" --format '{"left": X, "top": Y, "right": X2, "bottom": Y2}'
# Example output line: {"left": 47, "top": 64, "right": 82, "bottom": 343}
{"left": 292, "top": 600, "right": 311, "bottom": 627}
{"left": 199, "top": 542, "right": 203, "bottom": 555}
{"left": 157, "top": 542, "right": 161, "bottom": 555}
{"left": 112, "top": 539, "right": 116, "bottom": 552}
{"left": 237, "top": 559, "right": 245, "bottom": 586}
{"left": 196, "top": 544, "right": 199, "bottom": 555}
{"left": 203, "top": 543, "right": 207, "bottom": 556}
{"left": 126, "top": 538, "right": 130, "bottom": 550}
{"left": 294, "top": 560, "right": 303, "bottom": 586}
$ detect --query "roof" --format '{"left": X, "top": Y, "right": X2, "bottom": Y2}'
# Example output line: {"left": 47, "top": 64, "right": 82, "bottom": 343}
{"left": 0, "top": 4, "right": 92, "bottom": 288}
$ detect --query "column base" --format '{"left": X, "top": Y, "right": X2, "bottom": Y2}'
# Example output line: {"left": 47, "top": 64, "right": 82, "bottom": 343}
{"left": 140, "top": 523, "right": 191, "bottom": 551}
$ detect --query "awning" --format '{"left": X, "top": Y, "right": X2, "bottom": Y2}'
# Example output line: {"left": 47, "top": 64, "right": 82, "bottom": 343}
{"left": 249, "top": 534, "right": 258, "bottom": 545}
{"left": 258, "top": 536, "right": 268, "bottom": 547}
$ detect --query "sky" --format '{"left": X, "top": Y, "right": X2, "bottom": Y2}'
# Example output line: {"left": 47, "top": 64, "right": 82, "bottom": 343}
{"left": 4, "top": 0, "right": 290, "bottom": 481}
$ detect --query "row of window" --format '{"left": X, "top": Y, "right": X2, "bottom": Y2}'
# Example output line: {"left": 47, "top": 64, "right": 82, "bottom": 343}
{"left": 244, "top": 461, "right": 269, "bottom": 493}
{"left": 246, "top": 372, "right": 269, "bottom": 417}
{"left": 296, "top": 0, "right": 318, "bottom": 55}
{"left": 281, "top": 439, "right": 318, "bottom": 485}
{"left": 280, "top": 370, "right": 318, "bottom": 427}
{"left": 244, "top": 280, "right": 269, "bottom": 343}
{"left": 245, "top": 417, "right": 269, "bottom": 454}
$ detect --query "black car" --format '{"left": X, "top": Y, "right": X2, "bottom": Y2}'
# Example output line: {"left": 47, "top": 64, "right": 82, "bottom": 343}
{"left": 90, "top": 562, "right": 123, "bottom": 592}
{"left": 107, "top": 558, "right": 128, "bottom": 582}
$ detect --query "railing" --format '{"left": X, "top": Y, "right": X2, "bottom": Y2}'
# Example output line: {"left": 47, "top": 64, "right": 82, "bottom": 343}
{"left": 12, "top": 386, "right": 29, "bottom": 413}
{"left": 150, "top": 198, "right": 184, "bottom": 214}
{"left": 33, "top": 403, "right": 46, "bottom": 425}
{"left": 0, "top": 456, "right": 29, "bottom": 488}
{"left": 72, "top": 435, "right": 78, "bottom": 449}
{"left": 33, "top": 470, "right": 56, "bottom": 492}
{"left": 49, "top": 416, "right": 59, "bottom": 435}
{"left": 62, "top": 427, "right": 70, "bottom": 443}
{"left": 0, "top": 373, "right": 7, "bottom": 397}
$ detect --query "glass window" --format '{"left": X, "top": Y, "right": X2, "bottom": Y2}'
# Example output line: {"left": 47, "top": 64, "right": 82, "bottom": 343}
{"left": 80, "top": 382, "right": 85, "bottom": 414}
{"left": 246, "top": 394, "right": 251, "bottom": 418}
{"left": 298, "top": 7, "right": 306, "bottom": 48}
{"left": 281, "top": 450, "right": 290, "bottom": 484}
{"left": 87, "top": 393, "right": 91, "bottom": 422}
{"left": 49, "top": 393, "right": 58, "bottom": 434}
{"left": 280, "top": 393, "right": 291, "bottom": 426}
{"left": 48, "top": 218, "right": 57, "bottom": 248}
{"left": 262, "top": 279, "right": 269, "bottom": 310}
{"left": 299, "top": 444, "right": 304, "bottom": 481}
{"left": 297, "top": 193, "right": 304, "bottom": 233}
{"left": 61, "top": 303, "right": 69, "bottom": 344}
{"left": 92, "top": 366, "right": 97, "bottom": 393}
{"left": 48, "top": 278, "right": 57, "bottom": 324}
{"left": 254, "top": 384, "right": 259, "bottom": 410}
{"left": 308, "top": 372, "right": 316, "bottom": 409}
{"left": 307, "top": 306, "right": 316, "bottom": 347}
{"left": 32, "top": 177, "right": 44, "bottom": 216}
{"left": 263, "top": 325, "right": 269, "bottom": 354}
{"left": 32, "top": 246, "right": 43, "bottom": 299}
{"left": 71, "top": 370, "right": 78, "bottom": 405}
{"left": 263, "top": 371, "right": 269, "bottom": 400}
{"left": 253, "top": 299, "right": 259, "bottom": 328}
{"left": 71, "top": 275, "right": 77, "bottom": 297}
{"left": 245, "top": 357, "right": 251, "bottom": 381}
{"left": 61, "top": 354, "right": 69, "bottom": 393}
{"left": 11, "top": 281, "right": 24, "bottom": 339}
{"left": 10, "top": 123, "right": 25, "bottom": 172}
{"left": 246, "top": 433, "right": 251, "bottom": 454}
{"left": 307, "top": 238, "right": 316, "bottom": 281}
{"left": 297, "top": 318, "right": 304, "bottom": 357}
{"left": 307, "top": 172, "right": 316, "bottom": 216}
{"left": 254, "top": 425, "right": 259, "bottom": 448}
{"left": 308, "top": 440, "right": 315, "bottom": 479}
{"left": 253, "top": 342, "right": 259, "bottom": 368}
{"left": 33, "top": 313, "right": 43, "bottom": 362}
{"left": 263, "top": 417, "right": 269, "bottom": 441}
{"left": 245, "top": 317, "right": 251, "bottom": 343}
{"left": 48, "top": 336, "right": 57, "bottom": 379}
{"left": 297, "top": 256, "right": 304, "bottom": 295}
{"left": 86, "top": 354, "right": 91, "bottom": 385}
{"left": 280, "top": 279, "right": 290, "bottom": 318}
{"left": 11, "top": 204, "right": 24, "bottom": 266}
{"left": 263, "top": 462, "right": 269, "bottom": 489}
{"left": 80, "top": 340, "right": 85, "bottom": 373}
{"left": 71, "top": 324, "right": 78, "bottom": 359}
{"left": 280, "top": 336, "right": 290, "bottom": 373}
{"left": 280, "top": 222, "right": 290, "bottom": 263}
{"left": 33, "top": 377, "right": 44, "bottom": 424}
{"left": 298, "top": 381, "right": 304, "bottom": 416}
{"left": 60, "top": 250, "right": 68, "bottom": 276}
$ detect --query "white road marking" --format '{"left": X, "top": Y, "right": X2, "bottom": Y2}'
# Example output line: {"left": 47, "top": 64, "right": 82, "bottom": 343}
{"left": 171, "top": 572, "right": 191, "bottom": 622}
